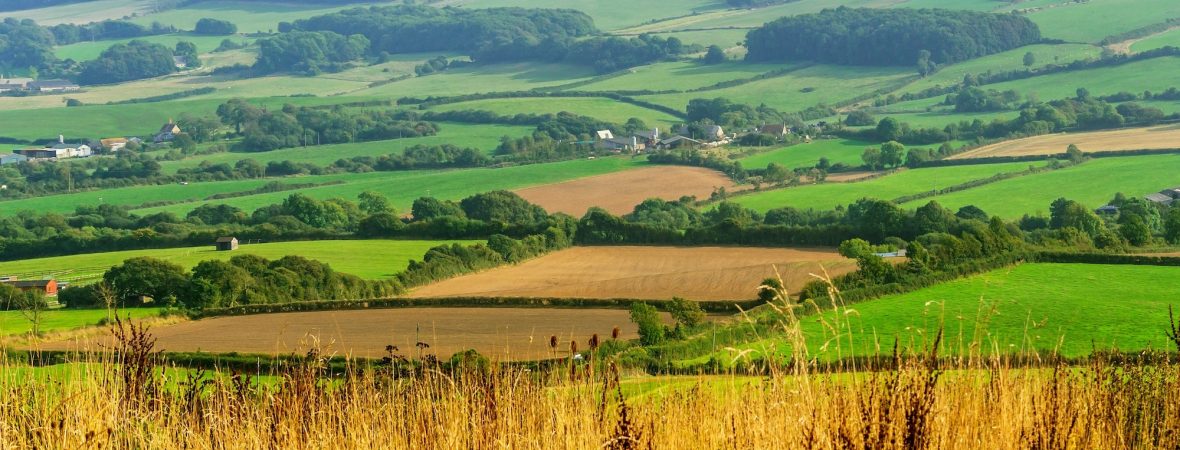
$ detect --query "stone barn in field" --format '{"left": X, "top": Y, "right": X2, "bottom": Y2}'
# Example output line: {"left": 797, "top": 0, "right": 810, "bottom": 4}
{"left": 215, "top": 237, "right": 239, "bottom": 251}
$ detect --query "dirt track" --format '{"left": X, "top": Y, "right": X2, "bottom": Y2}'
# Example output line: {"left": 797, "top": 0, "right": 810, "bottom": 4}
{"left": 39, "top": 308, "right": 649, "bottom": 360}
{"left": 949, "top": 125, "right": 1180, "bottom": 159}
{"left": 514, "top": 166, "right": 738, "bottom": 215}
{"left": 408, "top": 246, "right": 854, "bottom": 301}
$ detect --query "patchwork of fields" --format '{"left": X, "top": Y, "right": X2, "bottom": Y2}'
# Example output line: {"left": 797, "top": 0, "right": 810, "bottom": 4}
{"left": 408, "top": 246, "right": 854, "bottom": 301}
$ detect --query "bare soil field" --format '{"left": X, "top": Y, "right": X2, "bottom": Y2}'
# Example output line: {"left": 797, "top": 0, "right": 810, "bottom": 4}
{"left": 39, "top": 308, "right": 650, "bottom": 360}
{"left": 949, "top": 125, "right": 1180, "bottom": 159}
{"left": 514, "top": 166, "right": 738, "bottom": 215}
{"left": 408, "top": 246, "right": 854, "bottom": 301}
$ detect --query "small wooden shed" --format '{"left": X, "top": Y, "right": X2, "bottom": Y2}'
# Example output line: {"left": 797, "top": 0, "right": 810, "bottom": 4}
{"left": 215, "top": 236, "right": 239, "bottom": 251}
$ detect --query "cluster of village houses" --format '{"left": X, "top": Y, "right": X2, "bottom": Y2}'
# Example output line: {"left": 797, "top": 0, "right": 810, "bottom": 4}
{"left": 592, "top": 123, "right": 797, "bottom": 152}
{"left": 0, "top": 121, "right": 182, "bottom": 166}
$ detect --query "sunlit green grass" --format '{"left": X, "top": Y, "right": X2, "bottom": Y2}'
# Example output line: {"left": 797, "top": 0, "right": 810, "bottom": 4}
{"left": 737, "top": 138, "right": 875, "bottom": 169}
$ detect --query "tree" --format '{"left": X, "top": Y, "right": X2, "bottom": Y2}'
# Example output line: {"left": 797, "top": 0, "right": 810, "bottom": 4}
{"left": 103, "top": 257, "right": 189, "bottom": 306}
{"left": 177, "top": 114, "right": 220, "bottom": 142}
{"left": 955, "top": 205, "right": 989, "bottom": 222}
{"left": 411, "top": 197, "right": 465, "bottom": 221}
{"left": 703, "top": 45, "right": 726, "bottom": 64}
{"left": 757, "top": 277, "right": 784, "bottom": 303}
{"left": 1165, "top": 208, "right": 1180, "bottom": 244}
{"left": 666, "top": 297, "right": 705, "bottom": 328}
{"left": 1066, "top": 144, "right": 1084, "bottom": 164}
{"left": 358, "top": 191, "right": 393, "bottom": 215}
{"left": 170, "top": 133, "right": 196, "bottom": 153}
{"left": 216, "top": 98, "right": 263, "bottom": 134}
{"left": 845, "top": 110, "right": 875, "bottom": 126}
{"left": 838, "top": 238, "right": 873, "bottom": 259}
{"left": 916, "top": 49, "right": 934, "bottom": 76}
{"left": 876, "top": 117, "right": 902, "bottom": 141}
{"left": 17, "top": 290, "right": 47, "bottom": 335}
{"left": 194, "top": 17, "right": 238, "bottom": 35}
{"left": 174, "top": 41, "right": 200, "bottom": 68}
{"left": 1118, "top": 213, "right": 1152, "bottom": 246}
{"left": 861, "top": 147, "right": 882, "bottom": 170}
{"left": 629, "top": 302, "right": 665, "bottom": 345}
{"left": 880, "top": 141, "right": 905, "bottom": 168}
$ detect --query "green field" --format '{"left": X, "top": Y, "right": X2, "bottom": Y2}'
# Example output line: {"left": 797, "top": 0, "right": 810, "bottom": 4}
{"left": 428, "top": 98, "right": 680, "bottom": 129}
{"left": 0, "top": 239, "right": 477, "bottom": 284}
{"left": 353, "top": 62, "right": 597, "bottom": 99}
{"left": 126, "top": 1, "right": 382, "bottom": 34}
{"left": 452, "top": 0, "right": 723, "bottom": 31}
{"left": 902, "top": 154, "right": 1180, "bottom": 218}
{"left": 978, "top": 56, "right": 1180, "bottom": 100}
{"left": 3, "top": 0, "right": 150, "bottom": 25}
{"left": 0, "top": 307, "right": 165, "bottom": 336}
{"left": 55, "top": 34, "right": 249, "bottom": 61}
{"left": 894, "top": 43, "right": 1104, "bottom": 96}
{"left": 1130, "top": 27, "right": 1180, "bottom": 52}
{"left": 737, "top": 138, "right": 875, "bottom": 169}
{"left": 635, "top": 64, "right": 915, "bottom": 113}
{"left": 1023, "top": 0, "right": 1180, "bottom": 43}
{"left": 803, "top": 263, "right": 1180, "bottom": 358}
{"left": 728, "top": 161, "right": 1038, "bottom": 212}
{"left": 573, "top": 61, "right": 801, "bottom": 92}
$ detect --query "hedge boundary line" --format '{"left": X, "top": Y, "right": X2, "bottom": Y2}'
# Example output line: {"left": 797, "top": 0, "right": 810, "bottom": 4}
{"left": 189, "top": 296, "right": 763, "bottom": 319}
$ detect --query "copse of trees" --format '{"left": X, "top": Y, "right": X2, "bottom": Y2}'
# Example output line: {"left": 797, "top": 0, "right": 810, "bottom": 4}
{"left": 48, "top": 20, "right": 171, "bottom": 46}
{"left": 253, "top": 30, "right": 369, "bottom": 75}
{"left": 194, "top": 18, "right": 237, "bottom": 35}
{"left": 215, "top": 100, "right": 438, "bottom": 151}
{"left": 744, "top": 7, "right": 1041, "bottom": 66}
{"left": 0, "top": 18, "right": 57, "bottom": 69}
{"left": 77, "top": 40, "right": 176, "bottom": 85}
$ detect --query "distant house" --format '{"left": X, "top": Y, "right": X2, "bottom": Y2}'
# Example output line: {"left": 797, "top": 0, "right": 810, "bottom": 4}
{"left": 758, "top": 124, "right": 790, "bottom": 137}
{"left": 2, "top": 279, "right": 58, "bottom": 296}
{"left": 13, "top": 148, "right": 59, "bottom": 159}
{"left": 27, "top": 79, "right": 79, "bottom": 93}
{"left": 0, "top": 82, "right": 24, "bottom": 93}
{"left": 873, "top": 249, "right": 908, "bottom": 258}
{"left": 1161, "top": 187, "right": 1180, "bottom": 199}
{"left": 173, "top": 56, "right": 188, "bottom": 69}
{"left": 633, "top": 128, "right": 660, "bottom": 144}
{"left": 0, "top": 153, "right": 27, "bottom": 165}
{"left": 1145, "top": 193, "right": 1173, "bottom": 205}
{"left": 704, "top": 125, "right": 725, "bottom": 141}
{"left": 15, "top": 138, "right": 91, "bottom": 159}
{"left": 100, "top": 138, "right": 129, "bottom": 151}
{"left": 1095, "top": 205, "right": 1120, "bottom": 215}
{"left": 215, "top": 236, "right": 239, "bottom": 251}
{"left": 155, "top": 120, "right": 181, "bottom": 142}
{"left": 595, "top": 130, "right": 614, "bottom": 140}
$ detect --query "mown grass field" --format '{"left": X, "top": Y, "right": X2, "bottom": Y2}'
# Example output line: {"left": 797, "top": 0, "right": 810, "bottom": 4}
{"left": 728, "top": 161, "right": 1038, "bottom": 212}
{"left": 978, "top": 56, "right": 1180, "bottom": 100}
{"left": 737, "top": 138, "right": 876, "bottom": 169}
{"left": 573, "top": 61, "right": 801, "bottom": 92}
{"left": 452, "top": 0, "right": 723, "bottom": 31}
{"left": 1131, "top": 27, "right": 1180, "bottom": 52}
{"left": 0, "top": 307, "right": 165, "bottom": 336}
{"left": 54, "top": 34, "right": 249, "bottom": 61}
{"left": 1023, "top": 0, "right": 1180, "bottom": 44}
{"left": 0, "top": 239, "right": 477, "bottom": 284}
{"left": 3, "top": 0, "right": 150, "bottom": 24}
{"left": 427, "top": 98, "right": 681, "bottom": 129}
{"left": 635, "top": 64, "right": 915, "bottom": 113}
{"left": 353, "top": 62, "right": 597, "bottom": 99}
{"left": 902, "top": 154, "right": 1180, "bottom": 218}
{"left": 894, "top": 43, "right": 1104, "bottom": 96}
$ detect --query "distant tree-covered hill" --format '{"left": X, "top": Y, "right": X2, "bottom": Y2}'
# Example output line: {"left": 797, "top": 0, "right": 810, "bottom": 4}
{"left": 745, "top": 7, "right": 1042, "bottom": 66}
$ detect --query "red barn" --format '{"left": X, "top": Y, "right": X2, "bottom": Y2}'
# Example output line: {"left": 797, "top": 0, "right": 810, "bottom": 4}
{"left": 3, "top": 279, "right": 58, "bottom": 296}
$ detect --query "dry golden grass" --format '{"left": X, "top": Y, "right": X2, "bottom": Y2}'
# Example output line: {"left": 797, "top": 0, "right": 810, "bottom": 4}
{"left": 949, "top": 124, "right": 1180, "bottom": 159}
{"left": 407, "top": 246, "right": 854, "bottom": 301}
{"left": 514, "top": 166, "right": 739, "bottom": 216}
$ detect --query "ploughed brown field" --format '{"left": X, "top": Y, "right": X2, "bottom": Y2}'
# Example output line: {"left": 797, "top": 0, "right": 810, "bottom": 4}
{"left": 514, "top": 166, "right": 738, "bottom": 215}
{"left": 408, "top": 246, "right": 854, "bottom": 301}
{"left": 948, "top": 125, "right": 1180, "bottom": 159}
{"left": 39, "top": 308, "right": 647, "bottom": 360}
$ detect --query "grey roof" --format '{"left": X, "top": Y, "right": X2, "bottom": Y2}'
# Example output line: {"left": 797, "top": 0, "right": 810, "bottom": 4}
{"left": 28, "top": 79, "right": 77, "bottom": 89}
{"left": 1145, "top": 193, "right": 1173, "bottom": 203}
{"left": 659, "top": 135, "right": 700, "bottom": 145}
{"left": 215, "top": 236, "right": 237, "bottom": 243}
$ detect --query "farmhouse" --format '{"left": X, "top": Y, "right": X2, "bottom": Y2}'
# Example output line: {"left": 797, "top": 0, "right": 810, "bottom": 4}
{"left": 1145, "top": 193, "right": 1173, "bottom": 205}
{"left": 0, "top": 82, "right": 24, "bottom": 93}
{"left": 155, "top": 120, "right": 181, "bottom": 142}
{"left": 173, "top": 56, "right": 188, "bottom": 69}
{"left": 595, "top": 130, "right": 614, "bottom": 140}
{"left": 215, "top": 236, "right": 239, "bottom": 251}
{"left": 655, "top": 135, "right": 701, "bottom": 149}
{"left": 633, "top": 128, "right": 660, "bottom": 144}
{"left": 2, "top": 279, "right": 58, "bottom": 296}
{"left": 27, "top": 79, "right": 79, "bottom": 93}
{"left": 0, "top": 153, "right": 27, "bottom": 165}
{"left": 100, "top": 138, "right": 128, "bottom": 151}
{"left": 598, "top": 136, "right": 643, "bottom": 152}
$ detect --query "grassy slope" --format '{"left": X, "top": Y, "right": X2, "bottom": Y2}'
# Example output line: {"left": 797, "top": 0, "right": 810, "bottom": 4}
{"left": 1131, "top": 27, "right": 1180, "bottom": 52}
{"left": 902, "top": 154, "right": 1180, "bottom": 218}
{"left": 977, "top": 56, "right": 1180, "bottom": 100}
{"left": 427, "top": 98, "right": 681, "bottom": 129}
{"left": 0, "top": 239, "right": 478, "bottom": 283}
{"left": 737, "top": 138, "right": 875, "bottom": 169}
{"left": 728, "top": 161, "right": 1037, "bottom": 212}
{"left": 636, "top": 64, "right": 914, "bottom": 113}
{"left": 893, "top": 43, "right": 1104, "bottom": 96}
{"left": 352, "top": 63, "right": 597, "bottom": 99}
{"left": 125, "top": 1, "right": 382, "bottom": 34}
{"left": 573, "top": 61, "right": 801, "bottom": 92}
{"left": 2, "top": 0, "right": 149, "bottom": 24}
{"left": 1024, "top": 0, "right": 1180, "bottom": 43}
{"left": 0, "top": 307, "right": 165, "bottom": 336}
{"left": 801, "top": 263, "right": 1180, "bottom": 358}
{"left": 450, "top": 0, "right": 722, "bottom": 31}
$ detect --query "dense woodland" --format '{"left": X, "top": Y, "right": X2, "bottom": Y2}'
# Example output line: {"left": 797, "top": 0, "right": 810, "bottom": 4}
{"left": 744, "top": 7, "right": 1042, "bottom": 66}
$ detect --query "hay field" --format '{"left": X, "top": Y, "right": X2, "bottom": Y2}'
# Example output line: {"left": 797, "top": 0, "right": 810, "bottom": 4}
{"left": 408, "top": 246, "right": 854, "bottom": 301}
{"left": 514, "top": 166, "right": 737, "bottom": 215}
{"left": 949, "top": 125, "right": 1180, "bottom": 159}
{"left": 41, "top": 308, "right": 647, "bottom": 360}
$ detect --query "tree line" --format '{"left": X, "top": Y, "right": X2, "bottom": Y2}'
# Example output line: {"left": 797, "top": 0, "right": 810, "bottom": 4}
{"left": 744, "top": 7, "right": 1041, "bottom": 67}
{"left": 215, "top": 100, "right": 438, "bottom": 151}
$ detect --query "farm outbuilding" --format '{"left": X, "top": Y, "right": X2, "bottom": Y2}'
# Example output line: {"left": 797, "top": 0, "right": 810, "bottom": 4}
{"left": 215, "top": 237, "right": 239, "bottom": 251}
{"left": 3, "top": 279, "right": 58, "bottom": 296}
